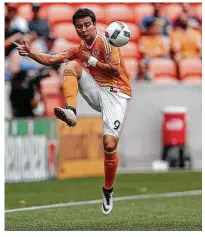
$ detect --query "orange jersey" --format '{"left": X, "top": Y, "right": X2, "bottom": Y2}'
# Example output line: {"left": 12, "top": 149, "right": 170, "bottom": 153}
{"left": 60, "top": 31, "right": 132, "bottom": 97}
{"left": 170, "top": 28, "right": 202, "bottom": 57}
{"left": 138, "top": 35, "right": 168, "bottom": 58}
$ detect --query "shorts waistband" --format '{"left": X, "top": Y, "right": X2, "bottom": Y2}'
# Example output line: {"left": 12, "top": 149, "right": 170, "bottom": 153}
{"left": 103, "top": 87, "right": 131, "bottom": 99}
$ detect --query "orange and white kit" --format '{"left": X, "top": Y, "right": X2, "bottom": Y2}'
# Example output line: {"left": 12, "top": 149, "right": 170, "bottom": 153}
{"left": 60, "top": 31, "right": 132, "bottom": 138}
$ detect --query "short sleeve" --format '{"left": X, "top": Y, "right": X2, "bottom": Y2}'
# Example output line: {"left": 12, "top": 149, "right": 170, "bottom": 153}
{"left": 99, "top": 34, "right": 120, "bottom": 64}
{"left": 107, "top": 45, "right": 121, "bottom": 64}
{"left": 58, "top": 45, "right": 79, "bottom": 62}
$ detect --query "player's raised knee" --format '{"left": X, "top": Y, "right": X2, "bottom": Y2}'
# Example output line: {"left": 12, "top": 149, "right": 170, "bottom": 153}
{"left": 63, "top": 60, "right": 82, "bottom": 79}
{"left": 103, "top": 135, "right": 118, "bottom": 153}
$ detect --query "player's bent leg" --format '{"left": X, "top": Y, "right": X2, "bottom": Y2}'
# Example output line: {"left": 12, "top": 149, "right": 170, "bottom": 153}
{"left": 101, "top": 134, "right": 119, "bottom": 215}
{"left": 78, "top": 69, "right": 101, "bottom": 112}
{"left": 54, "top": 60, "right": 82, "bottom": 127}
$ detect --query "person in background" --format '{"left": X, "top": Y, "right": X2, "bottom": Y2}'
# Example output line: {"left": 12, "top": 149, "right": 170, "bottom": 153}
{"left": 181, "top": 3, "right": 202, "bottom": 30}
{"left": 28, "top": 3, "right": 50, "bottom": 38}
{"left": 170, "top": 12, "right": 202, "bottom": 62}
{"left": 5, "top": 15, "right": 23, "bottom": 81}
{"left": 6, "top": 3, "right": 29, "bottom": 34}
{"left": 5, "top": 3, "right": 38, "bottom": 80}
{"left": 136, "top": 60, "right": 153, "bottom": 81}
{"left": 138, "top": 18, "right": 170, "bottom": 81}
{"left": 5, "top": 5, "right": 24, "bottom": 58}
{"left": 8, "top": 34, "right": 41, "bottom": 75}
{"left": 9, "top": 70, "right": 39, "bottom": 118}
{"left": 140, "top": 3, "right": 172, "bottom": 36}
{"left": 139, "top": 18, "right": 169, "bottom": 63}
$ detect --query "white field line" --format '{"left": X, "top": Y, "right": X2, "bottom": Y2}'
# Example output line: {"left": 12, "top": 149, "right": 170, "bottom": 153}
{"left": 5, "top": 190, "right": 202, "bottom": 214}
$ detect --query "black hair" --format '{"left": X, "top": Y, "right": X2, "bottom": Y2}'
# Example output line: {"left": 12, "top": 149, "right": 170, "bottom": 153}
{"left": 72, "top": 8, "right": 96, "bottom": 25}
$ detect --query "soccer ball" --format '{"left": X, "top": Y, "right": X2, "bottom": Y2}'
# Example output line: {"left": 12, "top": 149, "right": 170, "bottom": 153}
{"left": 105, "top": 21, "right": 131, "bottom": 47}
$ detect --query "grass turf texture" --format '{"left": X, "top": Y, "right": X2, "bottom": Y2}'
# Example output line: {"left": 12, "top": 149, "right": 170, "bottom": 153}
{"left": 5, "top": 171, "right": 202, "bottom": 231}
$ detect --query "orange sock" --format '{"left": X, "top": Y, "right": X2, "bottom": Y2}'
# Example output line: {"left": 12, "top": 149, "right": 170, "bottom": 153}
{"left": 104, "top": 150, "right": 119, "bottom": 189}
{"left": 62, "top": 73, "right": 78, "bottom": 109}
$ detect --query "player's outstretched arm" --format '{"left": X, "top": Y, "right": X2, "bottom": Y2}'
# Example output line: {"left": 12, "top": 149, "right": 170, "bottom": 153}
{"left": 12, "top": 40, "right": 72, "bottom": 66}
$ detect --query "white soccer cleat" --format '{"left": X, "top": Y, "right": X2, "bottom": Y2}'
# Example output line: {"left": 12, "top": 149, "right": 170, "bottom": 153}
{"left": 54, "top": 106, "right": 77, "bottom": 127}
{"left": 101, "top": 187, "right": 113, "bottom": 215}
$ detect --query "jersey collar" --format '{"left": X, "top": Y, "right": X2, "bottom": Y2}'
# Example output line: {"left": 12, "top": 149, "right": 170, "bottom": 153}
{"left": 84, "top": 31, "right": 99, "bottom": 49}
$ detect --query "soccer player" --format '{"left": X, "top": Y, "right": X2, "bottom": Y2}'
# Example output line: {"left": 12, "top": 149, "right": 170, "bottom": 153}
{"left": 13, "top": 8, "right": 132, "bottom": 215}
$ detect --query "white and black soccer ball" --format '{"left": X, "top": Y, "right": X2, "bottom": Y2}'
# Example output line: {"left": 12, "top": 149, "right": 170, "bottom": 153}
{"left": 105, "top": 21, "right": 131, "bottom": 47}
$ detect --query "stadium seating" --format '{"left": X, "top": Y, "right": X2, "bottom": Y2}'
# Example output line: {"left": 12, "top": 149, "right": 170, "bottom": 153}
{"left": 181, "top": 76, "right": 202, "bottom": 84}
{"left": 133, "top": 3, "right": 155, "bottom": 25}
{"left": 126, "top": 23, "right": 140, "bottom": 42}
{"left": 148, "top": 58, "right": 177, "bottom": 78}
{"left": 52, "top": 23, "right": 80, "bottom": 43}
{"left": 178, "top": 58, "right": 202, "bottom": 80}
{"left": 51, "top": 39, "right": 74, "bottom": 54}
{"left": 78, "top": 4, "right": 105, "bottom": 23}
{"left": 41, "top": 77, "right": 63, "bottom": 117}
{"left": 120, "top": 42, "right": 139, "bottom": 58}
{"left": 38, "top": 3, "right": 68, "bottom": 20}
{"left": 69, "top": 2, "right": 89, "bottom": 9}
{"left": 17, "top": 3, "right": 33, "bottom": 21}
{"left": 43, "top": 95, "right": 64, "bottom": 117}
{"left": 104, "top": 4, "right": 135, "bottom": 24}
{"left": 40, "top": 77, "right": 61, "bottom": 95}
{"left": 38, "top": 5, "right": 49, "bottom": 19}
{"left": 191, "top": 3, "right": 202, "bottom": 21}
{"left": 96, "top": 23, "right": 107, "bottom": 33}
{"left": 159, "top": 3, "right": 183, "bottom": 23}
{"left": 152, "top": 76, "right": 179, "bottom": 84}
{"left": 40, "top": 2, "right": 55, "bottom": 7}
{"left": 8, "top": 2, "right": 203, "bottom": 87}
{"left": 46, "top": 4, "right": 75, "bottom": 27}
{"left": 124, "top": 57, "right": 138, "bottom": 80}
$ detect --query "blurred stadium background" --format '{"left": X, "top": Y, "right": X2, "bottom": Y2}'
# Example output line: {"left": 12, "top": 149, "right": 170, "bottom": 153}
{"left": 4, "top": 2, "right": 202, "bottom": 231}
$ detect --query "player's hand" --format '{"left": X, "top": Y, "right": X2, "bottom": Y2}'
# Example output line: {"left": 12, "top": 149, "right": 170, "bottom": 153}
{"left": 12, "top": 39, "right": 31, "bottom": 57}
{"left": 81, "top": 49, "right": 92, "bottom": 62}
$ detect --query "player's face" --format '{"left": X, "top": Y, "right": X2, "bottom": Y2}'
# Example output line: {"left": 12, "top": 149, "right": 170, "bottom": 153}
{"left": 74, "top": 16, "right": 97, "bottom": 42}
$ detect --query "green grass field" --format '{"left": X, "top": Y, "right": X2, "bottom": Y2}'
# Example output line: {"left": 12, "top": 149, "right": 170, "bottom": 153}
{"left": 5, "top": 171, "right": 202, "bottom": 231}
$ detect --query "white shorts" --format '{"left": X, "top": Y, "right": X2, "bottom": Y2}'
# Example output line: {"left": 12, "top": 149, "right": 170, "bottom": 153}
{"left": 78, "top": 69, "right": 131, "bottom": 139}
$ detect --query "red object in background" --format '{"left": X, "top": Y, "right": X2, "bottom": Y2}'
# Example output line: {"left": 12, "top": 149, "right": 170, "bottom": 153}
{"left": 48, "top": 140, "right": 56, "bottom": 166}
{"left": 162, "top": 107, "right": 187, "bottom": 146}
{"left": 48, "top": 139, "right": 58, "bottom": 178}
